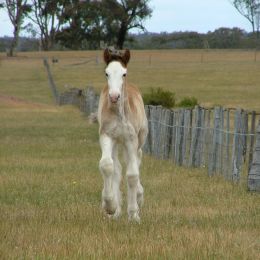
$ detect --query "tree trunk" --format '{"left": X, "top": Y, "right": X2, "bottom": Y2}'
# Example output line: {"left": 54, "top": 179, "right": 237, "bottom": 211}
{"left": 116, "top": 23, "right": 127, "bottom": 49}
{"left": 8, "top": 25, "right": 19, "bottom": 57}
{"left": 41, "top": 34, "right": 49, "bottom": 51}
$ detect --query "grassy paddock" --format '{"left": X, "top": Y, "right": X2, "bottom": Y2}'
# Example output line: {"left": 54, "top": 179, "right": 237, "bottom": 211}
{"left": 0, "top": 100, "right": 259, "bottom": 259}
{"left": 1, "top": 49, "right": 260, "bottom": 110}
{"left": 0, "top": 50, "right": 260, "bottom": 258}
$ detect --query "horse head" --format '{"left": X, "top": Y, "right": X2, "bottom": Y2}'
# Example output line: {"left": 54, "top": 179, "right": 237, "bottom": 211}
{"left": 103, "top": 48, "right": 130, "bottom": 104}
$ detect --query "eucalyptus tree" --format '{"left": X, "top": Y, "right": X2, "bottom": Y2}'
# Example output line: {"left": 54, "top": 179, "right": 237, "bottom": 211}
{"left": 26, "top": 0, "right": 66, "bottom": 50}
{"left": 56, "top": 0, "right": 152, "bottom": 49}
{"left": 1, "top": 0, "right": 31, "bottom": 56}
{"left": 101, "top": 0, "right": 152, "bottom": 49}
{"left": 55, "top": 0, "right": 104, "bottom": 49}
{"left": 231, "top": 0, "right": 260, "bottom": 37}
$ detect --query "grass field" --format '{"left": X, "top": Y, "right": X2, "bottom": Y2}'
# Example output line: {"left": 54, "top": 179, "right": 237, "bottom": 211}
{"left": 1, "top": 49, "right": 260, "bottom": 110}
{"left": 0, "top": 50, "right": 260, "bottom": 259}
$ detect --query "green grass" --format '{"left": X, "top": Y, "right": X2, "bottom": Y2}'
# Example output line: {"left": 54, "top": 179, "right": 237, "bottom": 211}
{"left": 0, "top": 50, "right": 260, "bottom": 259}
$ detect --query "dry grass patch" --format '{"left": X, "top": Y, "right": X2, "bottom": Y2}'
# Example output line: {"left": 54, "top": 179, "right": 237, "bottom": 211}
{"left": 1, "top": 50, "right": 260, "bottom": 110}
{"left": 0, "top": 50, "right": 260, "bottom": 259}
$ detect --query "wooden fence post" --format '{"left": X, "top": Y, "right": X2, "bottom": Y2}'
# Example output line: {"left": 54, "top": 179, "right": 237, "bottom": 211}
{"left": 43, "top": 58, "right": 59, "bottom": 104}
{"left": 175, "top": 109, "right": 185, "bottom": 165}
{"left": 155, "top": 107, "right": 164, "bottom": 159}
{"left": 143, "top": 106, "right": 151, "bottom": 154}
{"left": 224, "top": 109, "right": 231, "bottom": 179}
{"left": 231, "top": 109, "right": 243, "bottom": 182}
{"left": 189, "top": 106, "right": 203, "bottom": 167}
{"left": 218, "top": 107, "right": 224, "bottom": 174}
{"left": 248, "top": 111, "right": 256, "bottom": 171}
{"left": 204, "top": 109, "right": 212, "bottom": 169}
{"left": 170, "top": 110, "right": 177, "bottom": 162}
{"left": 85, "top": 87, "right": 98, "bottom": 115}
{"left": 248, "top": 120, "right": 260, "bottom": 191}
{"left": 183, "top": 109, "right": 192, "bottom": 166}
{"left": 161, "top": 109, "right": 172, "bottom": 159}
{"left": 200, "top": 108, "right": 206, "bottom": 167}
{"left": 149, "top": 106, "right": 159, "bottom": 156}
{"left": 208, "top": 106, "right": 222, "bottom": 176}
{"left": 79, "top": 92, "right": 85, "bottom": 112}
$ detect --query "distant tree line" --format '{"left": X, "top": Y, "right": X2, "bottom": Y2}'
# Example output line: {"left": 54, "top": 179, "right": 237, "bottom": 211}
{"left": 126, "top": 27, "right": 260, "bottom": 49}
{"left": 1, "top": 1, "right": 260, "bottom": 54}
{"left": 1, "top": 27, "right": 260, "bottom": 52}
{"left": 125, "top": 27, "right": 260, "bottom": 50}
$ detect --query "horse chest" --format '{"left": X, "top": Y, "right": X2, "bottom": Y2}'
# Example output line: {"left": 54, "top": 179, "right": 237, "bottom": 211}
{"left": 107, "top": 118, "right": 136, "bottom": 142}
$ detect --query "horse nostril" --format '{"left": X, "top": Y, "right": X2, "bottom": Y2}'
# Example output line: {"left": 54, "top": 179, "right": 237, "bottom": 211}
{"left": 109, "top": 93, "right": 120, "bottom": 103}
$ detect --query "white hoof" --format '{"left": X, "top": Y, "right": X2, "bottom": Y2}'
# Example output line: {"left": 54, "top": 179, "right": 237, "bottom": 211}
{"left": 108, "top": 207, "right": 121, "bottom": 220}
{"left": 102, "top": 196, "right": 117, "bottom": 215}
{"left": 128, "top": 211, "right": 140, "bottom": 223}
{"left": 137, "top": 192, "right": 144, "bottom": 207}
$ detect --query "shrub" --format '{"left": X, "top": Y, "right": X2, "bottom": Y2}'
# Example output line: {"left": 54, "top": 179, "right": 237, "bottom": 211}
{"left": 177, "top": 96, "right": 198, "bottom": 108}
{"left": 143, "top": 88, "right": 175, "bottom": 108}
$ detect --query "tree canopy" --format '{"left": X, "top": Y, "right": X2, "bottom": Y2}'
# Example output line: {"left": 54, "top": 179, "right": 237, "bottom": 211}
{"left": 1, "top": 0, "right": 31, "bottom": 56}
{"left": 1, "top": 0, "right": 152, "bottom": 51}
{"left": 231, "top": 0, "right": 260, "bottom": 38}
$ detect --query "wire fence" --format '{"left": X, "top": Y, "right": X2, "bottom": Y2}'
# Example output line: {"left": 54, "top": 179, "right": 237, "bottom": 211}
{"left": 43, "top": 58, "right": 260, "bottom": 191}
{"left": 143, "top": 106, "right": 259, "bottom": 182}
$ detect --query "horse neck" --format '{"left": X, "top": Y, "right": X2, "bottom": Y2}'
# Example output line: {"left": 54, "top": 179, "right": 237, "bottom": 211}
{"left": 118, "top": 80, "right": 128, "bottom": 123}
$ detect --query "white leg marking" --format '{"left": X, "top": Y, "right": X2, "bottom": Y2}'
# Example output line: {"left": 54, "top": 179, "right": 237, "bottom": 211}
{"left": 125, "top": 141, "right": 141, "bottom": 222}
{"left": 99, "top": 135, "right": 117, "bottom": 215}
{"left": 137, "top": 149, "right": 144, "bottom": 207}
{"left": 111, "top": 144, "right": 122, "bottom": 218}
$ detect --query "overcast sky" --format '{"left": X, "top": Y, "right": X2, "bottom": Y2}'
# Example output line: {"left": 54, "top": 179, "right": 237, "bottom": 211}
{"left": 0, "top": 0, "right": 252, "bottom": 36}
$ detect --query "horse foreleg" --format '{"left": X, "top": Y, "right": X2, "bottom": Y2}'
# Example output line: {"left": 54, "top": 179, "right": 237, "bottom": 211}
{"left": 99, "top": 134, "right": 117, "bottom": 215}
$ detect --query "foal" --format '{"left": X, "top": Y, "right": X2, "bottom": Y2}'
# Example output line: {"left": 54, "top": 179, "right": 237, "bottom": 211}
{"left": 97, "top": 48, "right": 148, "bottom": 222}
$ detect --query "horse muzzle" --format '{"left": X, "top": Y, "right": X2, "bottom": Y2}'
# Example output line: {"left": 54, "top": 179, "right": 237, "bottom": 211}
{"left": 109, "top": 94, "right": 120, "bottom": 104}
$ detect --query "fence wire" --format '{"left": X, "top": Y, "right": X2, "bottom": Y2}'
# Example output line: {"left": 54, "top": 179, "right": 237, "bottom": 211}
{"left": 144, "top": 105, "right": 259, "bottom": 182}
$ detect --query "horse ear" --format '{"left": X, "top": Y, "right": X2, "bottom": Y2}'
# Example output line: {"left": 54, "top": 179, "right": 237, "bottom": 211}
{"left": 122, "top": 49, "right": 130, "bottom": 66}
{"left": 104, "top": 48, "right": 111, "bottom": 65}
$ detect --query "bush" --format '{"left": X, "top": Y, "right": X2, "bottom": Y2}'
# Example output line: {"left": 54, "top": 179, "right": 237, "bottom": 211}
{"left": 143, "top": 88, "right": 175, "bottom": 108}
{"left": 177, "top": 97, "right": 198, "bottom": 108}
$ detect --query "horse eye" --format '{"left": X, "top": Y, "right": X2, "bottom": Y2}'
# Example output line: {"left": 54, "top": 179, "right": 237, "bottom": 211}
{"left": 105, "top": 73, "right": 108, "bottom": 77}
{"left": 123, "top": 73, "right": 126, "bottom": 77}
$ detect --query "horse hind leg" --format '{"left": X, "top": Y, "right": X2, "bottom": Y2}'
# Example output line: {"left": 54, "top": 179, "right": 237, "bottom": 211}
{"left": 137, "top": 149, "right": 144, "bottom": 207}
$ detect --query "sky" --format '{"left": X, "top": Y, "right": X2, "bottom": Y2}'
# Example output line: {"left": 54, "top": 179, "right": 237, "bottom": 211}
{"left": 0, "top": 0, "right": 252, "bottom": 37}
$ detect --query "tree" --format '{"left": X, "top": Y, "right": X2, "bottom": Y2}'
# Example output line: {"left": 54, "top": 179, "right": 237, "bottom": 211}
{"left": 231, "top": 0, "right": 260, "bottom": 38}
{"left": 1, "top": 0, "right": 31, "bottom": 56}
{"left": 101, "top": 0, "right": 152, "bottom": 49}
{"left": 55, "top": 0, "right": 104, "bottom": 49}
{"left": 56, "top": 0, "right": 152, "bottom": 50}
{"left": 26, "top": 0, "right": 65, "bottom": 50}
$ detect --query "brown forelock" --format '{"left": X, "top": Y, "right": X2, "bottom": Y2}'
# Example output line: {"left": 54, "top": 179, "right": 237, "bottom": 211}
{"left": 107, "top": 55, "right": 127, "bottom": 67}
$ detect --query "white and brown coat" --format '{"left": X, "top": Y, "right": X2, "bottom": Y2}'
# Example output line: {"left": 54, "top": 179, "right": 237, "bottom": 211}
{"left": 98, "top": 49, "right": 148, "bottom": 221}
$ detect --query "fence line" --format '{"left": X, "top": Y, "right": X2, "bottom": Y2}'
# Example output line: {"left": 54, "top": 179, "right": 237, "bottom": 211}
{"left": 43, "top": 58, "right": 260, "bottom": 191}
{"left": 43, "top": 58, "right": 59, "bottom": 103}
{"left": 56, "top": 85, "right": 260, "bottom": 190}
{"left": 144, "top": 106, "right": 259, "bottom": 182}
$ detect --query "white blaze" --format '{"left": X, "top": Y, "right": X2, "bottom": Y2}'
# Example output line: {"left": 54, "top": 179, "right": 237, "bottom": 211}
{"left": 105, "top": 61, "right": 127, "bottom": 102}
